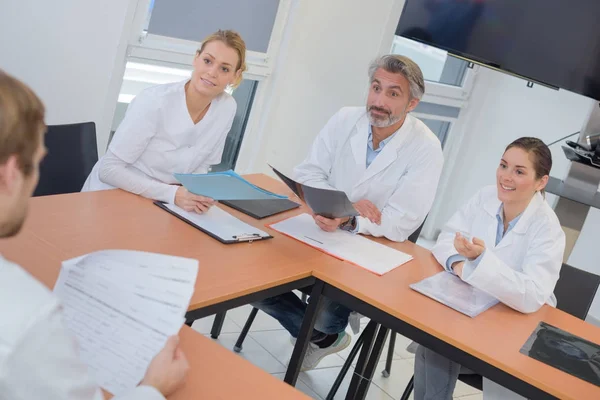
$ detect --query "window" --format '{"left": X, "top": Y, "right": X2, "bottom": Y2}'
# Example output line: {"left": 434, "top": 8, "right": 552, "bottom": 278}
{"left": 107, "top": 0, "right": 293, "bottom": 171}
{"left": 391, "top": 36, "right": 469, "bottom": 87}
{"left": 419, "top": 118, "right": 452, "bottom": 147}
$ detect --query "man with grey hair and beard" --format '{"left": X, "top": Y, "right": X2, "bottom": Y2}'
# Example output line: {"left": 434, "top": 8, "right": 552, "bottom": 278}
{"left": 252, "top": 54, "right": 444, "bottom": 370}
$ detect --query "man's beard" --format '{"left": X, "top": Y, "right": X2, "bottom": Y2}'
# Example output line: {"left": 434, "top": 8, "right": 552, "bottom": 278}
{"left": 366, "top": 106, "right": 404, "bottom": 128}
{"left": 0, "top": 213, "right": 26, "bottom": 239}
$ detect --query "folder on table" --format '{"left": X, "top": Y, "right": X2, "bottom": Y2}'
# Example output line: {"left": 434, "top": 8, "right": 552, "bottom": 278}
{"left": 154, "top": 202, "right": 272, "bottom": 244}
{"left": 268, "top": 213, "right": 412, "bottom": 275}
{"left": 220, "top": 198, "right": 301, "bottom": 219}
{"left": 270, "top": 166, "right": 358, "bottom": 219}
{"left": 174, "top": 170, "right": 288, "bottom": 201}
{"left": 410, "top": 272, "right": 499, "bottom": 317}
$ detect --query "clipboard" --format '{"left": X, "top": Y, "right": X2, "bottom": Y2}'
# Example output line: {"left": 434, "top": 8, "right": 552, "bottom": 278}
{"left": 154, "top": 201, "right": 273, "bottom": 244}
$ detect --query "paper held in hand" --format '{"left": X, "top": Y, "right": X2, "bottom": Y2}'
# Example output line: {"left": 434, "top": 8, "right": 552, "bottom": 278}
{"left": 53, "top": 249, "right": 198, "bottom": 396}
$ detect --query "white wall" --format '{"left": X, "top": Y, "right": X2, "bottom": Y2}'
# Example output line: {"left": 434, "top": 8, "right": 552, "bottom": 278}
{"left": 235, "top": 0, "right": 405, "bottom": 175}
{"left": 0, "top": 0, "right": 138, "bottom": 155}
{"left": 427, "top": 67, "right": 595, "bottom": 238}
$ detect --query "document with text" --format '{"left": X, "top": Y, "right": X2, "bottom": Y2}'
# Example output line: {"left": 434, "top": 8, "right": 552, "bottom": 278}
{"left": 54, "top": 250, "right": 198, "bottom": 396}
{"left": 269, "top": 213, "right": 413, "bottom": 275}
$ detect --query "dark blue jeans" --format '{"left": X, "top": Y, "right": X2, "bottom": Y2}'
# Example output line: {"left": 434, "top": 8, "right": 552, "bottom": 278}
{"left": 251, "top": 290, "right": 352, "bottom": 342}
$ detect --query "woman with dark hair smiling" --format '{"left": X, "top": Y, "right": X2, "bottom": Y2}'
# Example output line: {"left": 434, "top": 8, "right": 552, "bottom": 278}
{"left": 414, "top": 137, "right": 566, "bottom": 400}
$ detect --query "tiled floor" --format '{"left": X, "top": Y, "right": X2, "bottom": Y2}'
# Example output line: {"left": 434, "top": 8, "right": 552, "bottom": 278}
{"left": 192, "top": 304, "right": 482, "bottom": 400}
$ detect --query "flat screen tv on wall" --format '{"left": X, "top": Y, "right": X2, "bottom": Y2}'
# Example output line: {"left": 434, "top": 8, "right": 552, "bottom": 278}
{"left": 397, "top": 0, "right": 600, "bottom": 101}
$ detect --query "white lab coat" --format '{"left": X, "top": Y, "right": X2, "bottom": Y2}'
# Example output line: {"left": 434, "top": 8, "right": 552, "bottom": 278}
{"left": 82, "top": 79, "right": 236, "bottom": 203}
{"left": 0, "top": 256, "right": 164, "bottom": 400}
{"left": 293, "top": 107, "right": 444, "bottom": 242}
{"left": 432, "top": 185, "right": 566, "bottom": 399}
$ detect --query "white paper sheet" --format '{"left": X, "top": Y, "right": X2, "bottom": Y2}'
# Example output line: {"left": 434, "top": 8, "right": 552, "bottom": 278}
{"left": 410, "top": 271, "right": 499, "bottom": 317}
{"left": 164, "top": 203, "right": 270, "bottom": 241}
{"left": 269, "top": 213, "right": 413, "bottom": 275}
{"left": 54, "top": 250, "right": 198, "bottom": 395}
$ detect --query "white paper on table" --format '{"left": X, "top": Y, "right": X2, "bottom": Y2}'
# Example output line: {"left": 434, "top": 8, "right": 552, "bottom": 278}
{"left": 164, "top": 203, "right": 270, "bottom": 241}
{"left": 410, "top": 271, "right": 499, "bottom": 317}
{"left": 53, "top": 250, "right": 198, "bottom": 396}
{"left": 269, "top": 213, "right": 413, "bottom": 275}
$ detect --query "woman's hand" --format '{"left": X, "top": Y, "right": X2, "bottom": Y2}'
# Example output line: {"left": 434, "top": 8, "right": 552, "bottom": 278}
{"left": 454, "top": 232, "right": 485, "bottom": 260}
{"left": 452, "top": 260, "right": 465, "bottom": 278}
{"left": 174, "top": 187, "right": 215, "bottom": 213}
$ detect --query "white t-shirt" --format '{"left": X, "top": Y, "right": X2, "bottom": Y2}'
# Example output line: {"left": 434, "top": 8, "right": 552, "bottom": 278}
{"left": 0, "top": 255, "right": 164, "bottom": 400}
{"left": 82, "top": 79, "right": 237, "bottom": 203}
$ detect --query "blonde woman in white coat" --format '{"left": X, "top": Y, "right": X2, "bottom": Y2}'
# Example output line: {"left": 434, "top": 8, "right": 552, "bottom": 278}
{"left": 414, "top": 137, "right": 566, "bottom": 400}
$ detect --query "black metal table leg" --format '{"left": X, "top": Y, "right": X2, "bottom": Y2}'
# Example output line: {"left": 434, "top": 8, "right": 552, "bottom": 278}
{"left": 355, "top": 326, "right": 389, "bottom": 400}
{"left": 345, "top": 321, "right": 378, "bottom": 400}
{"left": 284, "top": 280, "right": 325, "bottom": 386}
{"left": 400, "top": 376, "right": 415, "bottom": 400}
{"left": 210, "top": 311, "right": 226, "bottom": 339}
{"left": 326, "top": 322, "right": 370, "bottom": 400}
{"left": 382, "top": 330, "right": 396, "bottom": 377}
{"left": 234, "top": 307, "right": 259, "bottom": 352}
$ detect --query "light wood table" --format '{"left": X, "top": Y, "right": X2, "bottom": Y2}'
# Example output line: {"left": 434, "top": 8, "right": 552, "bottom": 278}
{"left": 310, "top": 239, "right": 600, "bottom": 399}
{"left": 2, "top": 174, "right": 599, "bottom": 399}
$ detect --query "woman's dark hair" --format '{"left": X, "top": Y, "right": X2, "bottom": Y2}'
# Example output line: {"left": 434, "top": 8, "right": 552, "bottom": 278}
{"left": 505, "top": 137, "right": 552, "bottom": 193}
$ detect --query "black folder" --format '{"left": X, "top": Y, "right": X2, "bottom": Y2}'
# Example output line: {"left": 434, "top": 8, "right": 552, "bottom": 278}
{"left": 220, "top": 198, "right": 300, "bottom": 219}
{"left": 270, "top": 166, "right": 358, "bottom": 219}
{"left": 521, "top": 321, "right": 600, "bottom": 387}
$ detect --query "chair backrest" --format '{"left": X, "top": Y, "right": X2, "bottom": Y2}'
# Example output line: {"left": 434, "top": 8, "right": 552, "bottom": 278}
{"left": 554, "top": 263, "right": 600, "bottom": 320}
{"left": 407, "top": 218, "right": 427, "bottom": 244}
{"left": 34, "top": 122, "right": 98, "bottom": 196}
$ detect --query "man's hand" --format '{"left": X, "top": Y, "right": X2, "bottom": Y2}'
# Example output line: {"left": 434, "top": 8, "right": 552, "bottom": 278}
{"left": 454, "top": 233, "right": 486, "bottom": 260}
{"left": 174, "top": 187, "right": 215, "bottom": 213}
{"left": 312, "top": 214, "right": 349, "bottom": 232}
{"left": 141, "top": 335, "right": 189, "bottom": 397}
{"left": 353, "top": 200, "right": 381, "bottom": 225}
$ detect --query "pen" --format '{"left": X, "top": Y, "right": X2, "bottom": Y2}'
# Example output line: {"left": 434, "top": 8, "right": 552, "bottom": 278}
{"left": 304, "top": 235, "right": 324, "bottom": 244}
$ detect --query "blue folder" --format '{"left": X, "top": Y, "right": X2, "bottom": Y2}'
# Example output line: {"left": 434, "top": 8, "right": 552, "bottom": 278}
{"left": 174, "top": 170, "right": 288, "bottom": 201}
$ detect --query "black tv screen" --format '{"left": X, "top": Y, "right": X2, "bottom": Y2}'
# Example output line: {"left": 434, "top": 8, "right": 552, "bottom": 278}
{"left": 397, "top": 0, "right": 600, "bottom": 101}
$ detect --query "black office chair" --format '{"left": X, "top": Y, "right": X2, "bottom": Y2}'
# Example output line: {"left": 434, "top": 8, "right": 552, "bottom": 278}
{"left": 34, "top": 122, "right": 98, "bottom": 196}
{"left": 398, "top": 263, "right": 600, "bottom": 400}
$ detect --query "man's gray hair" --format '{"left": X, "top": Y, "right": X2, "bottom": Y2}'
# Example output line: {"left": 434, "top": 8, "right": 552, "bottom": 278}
{"left": 368, "top": 55, "right": 425, "bottom": 100}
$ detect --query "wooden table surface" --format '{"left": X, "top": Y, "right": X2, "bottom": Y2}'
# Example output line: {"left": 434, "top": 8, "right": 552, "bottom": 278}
{"left": 2, "top": 174, "right": 599, "bottom": 399}
{"left": 2, "top": 175, "right": 324, "bottom": 310}
{"left": 102, "top": 325, "right": 311, "bottom": 399}
{"left": 171, "top": 325, "right": 310, "bottom": 400}
{"left": 312, "top": 239, "right": 600, "bottom": 399}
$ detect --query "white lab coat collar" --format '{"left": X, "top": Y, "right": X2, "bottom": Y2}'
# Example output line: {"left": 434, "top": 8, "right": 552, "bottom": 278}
{"left": 483, "top": 190, "right": 544, "bottom": 250}
{"left": 352, "top": 114, "right": 416, "bottom": 187}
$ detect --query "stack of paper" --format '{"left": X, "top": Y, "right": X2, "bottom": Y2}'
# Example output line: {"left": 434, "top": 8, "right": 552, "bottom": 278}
{"left": 410, "top": 272, "right": 499, "bottom": 317}
{"left": 269, "top": 213, "right": 413, "bottom": 275}
{"left": 53, "top": 250, "right": 198, "bottom": 396}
